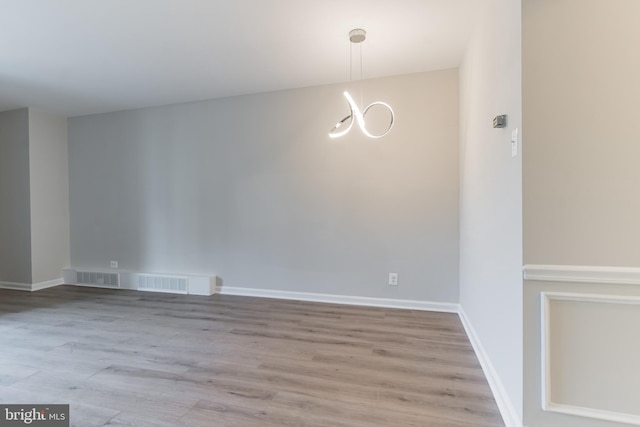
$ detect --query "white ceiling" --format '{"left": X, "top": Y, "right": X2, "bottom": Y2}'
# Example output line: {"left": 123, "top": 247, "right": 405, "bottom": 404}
{"left": 0, "top": 0, "right": 478, "bottom": 117}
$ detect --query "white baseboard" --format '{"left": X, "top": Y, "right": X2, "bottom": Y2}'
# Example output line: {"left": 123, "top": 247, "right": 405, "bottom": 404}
{"left": 32, "top": 278, "right": 64, "bottom": 291}
{"left": 216, "top": 286, "right": 459, "bottom": 312}
{"left": 0, "top": 281, "right": 31, "bottom": 291}
{"left": 458, "top": 307, "right": 522, "bottom": 427}
{"left": 0, "top": 278, "right": 64, "bottom": 292}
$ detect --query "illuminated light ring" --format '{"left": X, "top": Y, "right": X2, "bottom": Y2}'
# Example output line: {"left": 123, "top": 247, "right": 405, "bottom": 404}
{"left": 329, "top": 91, "right": 394, "bottom": 139}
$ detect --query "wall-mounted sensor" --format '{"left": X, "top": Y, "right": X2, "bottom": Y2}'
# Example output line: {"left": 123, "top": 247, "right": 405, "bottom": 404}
{"left": 493, "top": 115, "right": 507, "bottom": 128}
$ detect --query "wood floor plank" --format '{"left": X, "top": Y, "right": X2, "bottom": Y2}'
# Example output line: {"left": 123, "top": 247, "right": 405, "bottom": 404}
{"left": 0, "top": 286, "right": 504, "bottom": 426}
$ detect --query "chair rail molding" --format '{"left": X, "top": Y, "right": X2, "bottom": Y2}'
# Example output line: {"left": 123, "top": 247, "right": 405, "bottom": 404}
{"left": 524, "top": 264, "right": 640, "bottom": 285}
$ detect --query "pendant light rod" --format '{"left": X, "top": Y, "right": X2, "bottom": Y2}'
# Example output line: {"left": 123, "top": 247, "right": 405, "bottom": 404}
{"left": 349, "top": 29, "right": 365, "bottom": 83}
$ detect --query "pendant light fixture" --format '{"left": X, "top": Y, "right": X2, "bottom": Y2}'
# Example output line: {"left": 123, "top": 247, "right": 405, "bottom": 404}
{"left": 329, "top": 29, "right": 395, "bottom": 139}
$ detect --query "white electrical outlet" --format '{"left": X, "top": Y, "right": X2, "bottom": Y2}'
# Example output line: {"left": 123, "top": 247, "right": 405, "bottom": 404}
{"left": 388, "top": 273, "right": 399, "bottom": 286}
{"left": 110, "top": 261, "right": 118, "bottom": 268}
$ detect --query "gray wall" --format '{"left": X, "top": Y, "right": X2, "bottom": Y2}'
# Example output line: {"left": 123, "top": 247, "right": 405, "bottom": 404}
{"left": 0, "top": 108, "right": 32, "bottom": 284}
{"left": 28, "top": 109, "right": 70, "bottom": 284}
{"left": 459, "top": 0, "right": 522, "bottom": 424}
{"left": 523, "top": 0, "right": 640, "bottom": 426}
{"left": 69, "top": 70, "right": 460, "bottom": 302}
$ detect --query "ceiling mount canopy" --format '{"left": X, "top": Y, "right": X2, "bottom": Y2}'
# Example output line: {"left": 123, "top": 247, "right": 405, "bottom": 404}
{"left": 329, "top": 28, "right": 395, "bottom": 140}
{"left": 348, "top": 28, "right": 366, "bottom": 44}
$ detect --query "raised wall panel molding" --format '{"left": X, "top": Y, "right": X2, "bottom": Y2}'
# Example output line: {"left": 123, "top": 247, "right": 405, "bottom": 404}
{"left": 216, "top": 286, "right": 459, "bottom": 313}
{"left": 459, "top": 307, "right": 522, "bottom": 427}
{"left": 541, "top": 292, "right": 640, "bottom": 425}
{"left": 524, "top": 264, "right": 640, "bottom": 285}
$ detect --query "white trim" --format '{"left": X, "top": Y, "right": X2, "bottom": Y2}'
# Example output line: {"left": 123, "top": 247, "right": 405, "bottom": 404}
{"left": 541, "top": 292, "right": 551, "bottom": 413}
{"left": 524, "top": 264, "right": 640, "bottom": 285}
{"left": 216, "top": 286, "right": 459, "bottom": 312}
{"left": 459, "top": 307, "right": 522, "bottom": 427}
{"left": 31, "top": 278, "right": 64, "bottom": 291}
{"left": 541, "top": 292, "right": 640, "bottom": 425}
{"left": 546, "top": 403, "right": 640, "bottom": 426}
{"left": 0, "top": 278, "right": 63, "bottom": 292}
{"left": 0, "top": 281, "right": 31, "bottom": 291}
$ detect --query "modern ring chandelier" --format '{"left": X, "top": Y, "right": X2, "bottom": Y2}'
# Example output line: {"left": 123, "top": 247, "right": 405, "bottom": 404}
{"left": 329, "top": 29, "right": 395, "bottom": 139}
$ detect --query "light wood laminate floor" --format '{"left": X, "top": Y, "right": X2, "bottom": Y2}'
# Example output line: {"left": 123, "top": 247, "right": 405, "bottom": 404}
{"left": 0, "top": 286, "right": 504, "bottom": 427}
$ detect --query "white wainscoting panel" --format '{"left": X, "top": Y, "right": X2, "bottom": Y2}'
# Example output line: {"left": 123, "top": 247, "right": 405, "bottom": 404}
{"left": 541, "top": 292, "right": 640, "bottom": 425}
